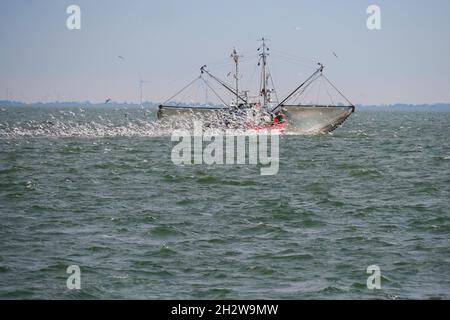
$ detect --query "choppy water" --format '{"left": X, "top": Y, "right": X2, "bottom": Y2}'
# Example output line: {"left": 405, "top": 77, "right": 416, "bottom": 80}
{"left": 0, "top": 106, "right": 449, "bottom": 299}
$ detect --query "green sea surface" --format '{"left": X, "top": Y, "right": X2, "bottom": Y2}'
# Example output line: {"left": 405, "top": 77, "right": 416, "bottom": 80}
{"left": 0, "top": 106, "right": 449, "bottom": 299}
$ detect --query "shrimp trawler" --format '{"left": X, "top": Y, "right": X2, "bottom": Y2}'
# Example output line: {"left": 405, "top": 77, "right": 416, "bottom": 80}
{"left": 157, "top": 38, "right": 355, "bottom": 134}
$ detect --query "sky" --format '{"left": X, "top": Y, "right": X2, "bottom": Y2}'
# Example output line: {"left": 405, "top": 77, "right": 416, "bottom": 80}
{"left": 0, "top": 0, "right": 449, "bottom": 105}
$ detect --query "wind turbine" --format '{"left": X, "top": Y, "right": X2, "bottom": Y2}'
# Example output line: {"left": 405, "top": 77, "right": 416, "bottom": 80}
{"left": 117, "top": 56, "right": 152, "bottom": 106}
{"left": 139, "top": 78, "right": 151, "bottom": 107}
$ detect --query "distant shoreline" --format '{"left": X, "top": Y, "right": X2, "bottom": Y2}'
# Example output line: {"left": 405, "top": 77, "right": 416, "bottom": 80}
{"left": 1, "top": 100, "right": 450, "bottom": 110}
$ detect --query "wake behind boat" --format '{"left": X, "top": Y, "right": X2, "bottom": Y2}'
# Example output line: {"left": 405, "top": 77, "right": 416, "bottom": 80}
{"left": 157, "top": 38, "right": 355, "bottom": 134}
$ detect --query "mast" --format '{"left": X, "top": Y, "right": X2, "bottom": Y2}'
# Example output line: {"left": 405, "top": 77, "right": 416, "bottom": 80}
{"left": 258, "top": 37, "right": 269, "bottom": 108}
{"left": 230, "top": 48, "right": 241, "bottom": 106}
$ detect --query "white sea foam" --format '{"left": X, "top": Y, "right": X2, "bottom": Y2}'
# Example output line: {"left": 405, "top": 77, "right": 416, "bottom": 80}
{"left": 0, "top": 108, "right": 289, "bottom": 138}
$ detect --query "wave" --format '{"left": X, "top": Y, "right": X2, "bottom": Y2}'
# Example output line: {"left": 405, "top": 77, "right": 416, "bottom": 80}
{"left": 0, "top": 108, "right": 319, "bottom": 138}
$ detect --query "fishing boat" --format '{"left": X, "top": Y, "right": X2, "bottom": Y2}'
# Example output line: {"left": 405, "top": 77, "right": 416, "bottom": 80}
{"left": 157, "top": 38, "right": 355, "bottom": 134}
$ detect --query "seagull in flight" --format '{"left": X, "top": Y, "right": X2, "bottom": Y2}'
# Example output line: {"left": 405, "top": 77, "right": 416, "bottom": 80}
{"left": 105, "top": 98, "right": 111, "bottom": 104}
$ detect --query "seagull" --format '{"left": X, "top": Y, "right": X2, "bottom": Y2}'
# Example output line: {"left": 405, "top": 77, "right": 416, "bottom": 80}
{"left": 105, "top": 98, "right": 111, "bottom": 104}
{"left": 333, "top": 51, "right": 338, "bottom": 58}
{"left": 118, "top": 56, "right": 125, "bottom": 60}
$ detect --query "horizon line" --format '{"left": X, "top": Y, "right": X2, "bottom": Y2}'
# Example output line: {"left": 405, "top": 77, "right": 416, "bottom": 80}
{"left": 2, "top": 99, "right": 450, "bottom": 108}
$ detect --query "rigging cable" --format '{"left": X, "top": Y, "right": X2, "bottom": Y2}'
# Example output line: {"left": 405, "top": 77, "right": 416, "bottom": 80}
{"left": 321, "top": 74, "right": 354, "bottom": 107}
{"left": 322, "top": 75, "right": 335, "bottom": 105}
{"left": 201, "top": 67, "right": 247, "bottom": 104}
{"left": 201, "top": 78, "right": 230, "bottom": 107}
{"left": 290, "top": 74, "right": 320, "bottom": 105}
{"left": 272, "top": 65, "right": 323, "bottom": 112}
{"left": 316, "top": 75, "right": 323, "bottom": 105}
{"left": 162, "top": 76, "right": 202, "bottom": 105}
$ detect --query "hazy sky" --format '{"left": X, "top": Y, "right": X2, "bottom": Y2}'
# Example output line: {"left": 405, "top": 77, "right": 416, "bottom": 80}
{"left": 1, "top": 0, "right": 449, "bottom": 104}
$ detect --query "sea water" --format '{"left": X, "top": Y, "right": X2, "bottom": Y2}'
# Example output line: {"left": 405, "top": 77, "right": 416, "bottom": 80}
{"left": 0, "top": 106, "right": 449, "bottom": 299}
